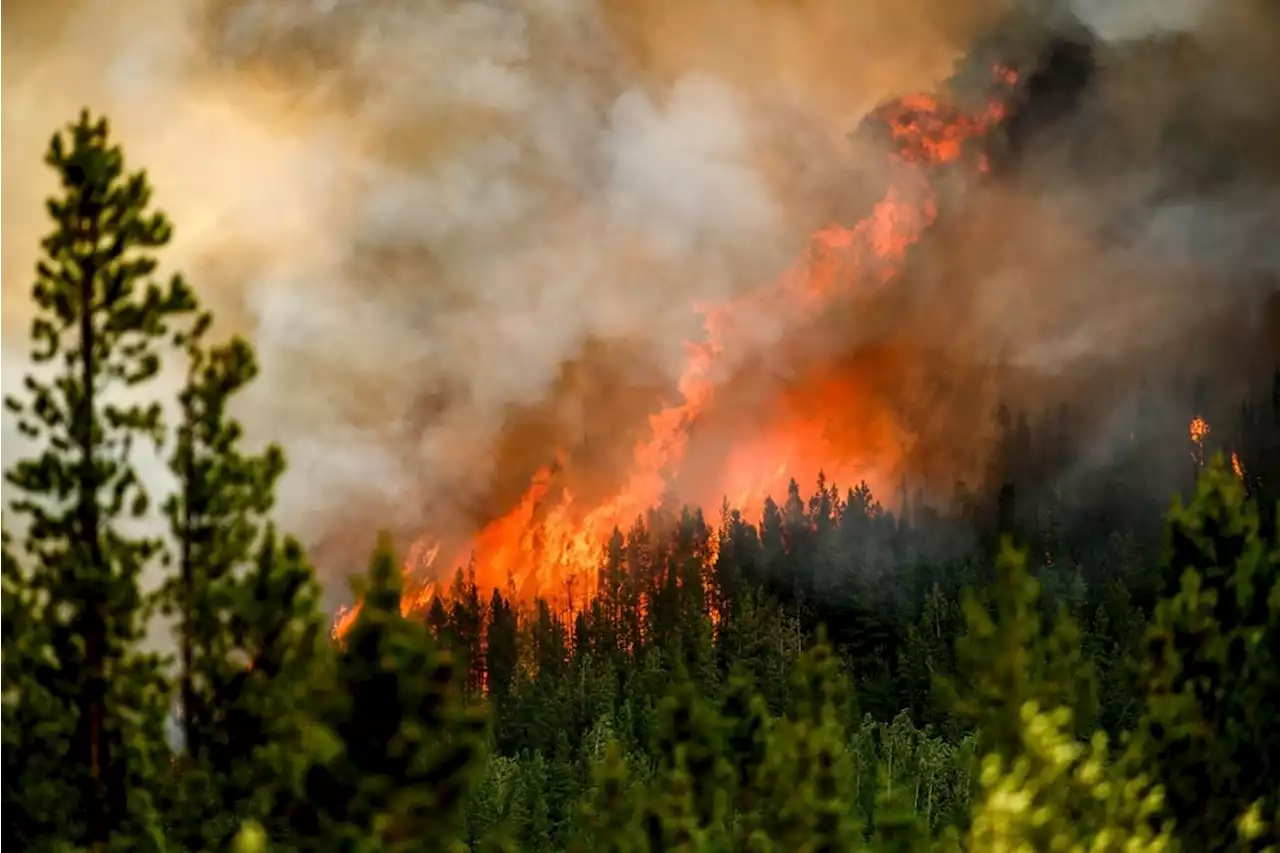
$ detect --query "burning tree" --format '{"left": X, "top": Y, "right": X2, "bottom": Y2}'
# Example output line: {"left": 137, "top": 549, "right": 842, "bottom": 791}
{"left": 331, "top": 42, "right": 1080, "bottom": 637}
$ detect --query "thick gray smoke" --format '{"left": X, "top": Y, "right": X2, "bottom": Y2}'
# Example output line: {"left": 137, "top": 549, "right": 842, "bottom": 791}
{"left": 2, "top": 0, "right": 1008, "bottom": 581}
{"left": 3, "top": 0, "right": 1278, "bottom": 598}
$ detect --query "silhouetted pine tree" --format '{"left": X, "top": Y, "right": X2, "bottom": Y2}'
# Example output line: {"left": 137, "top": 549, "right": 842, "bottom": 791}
{"left": 3, "top": 111, "right": 198, "bottom": 849}
{"left": 297, "top": 537, "right": 487, "bottom": 852}
{"left": 1136, "top": 456, "right": 1280, "bottom": 851}
{"left": 161, "top": 299, "right": 328, "bottom": 848}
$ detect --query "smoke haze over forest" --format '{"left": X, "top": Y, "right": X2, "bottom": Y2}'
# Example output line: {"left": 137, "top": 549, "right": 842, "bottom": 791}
{"left": 4, "top": 0, "right": 1279, "bottom": 600}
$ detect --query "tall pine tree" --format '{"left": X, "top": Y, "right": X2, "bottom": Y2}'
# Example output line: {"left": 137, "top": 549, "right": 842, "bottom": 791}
{"left": 162, "top": 305, "right": 328, "bottom": 849}
{"left": 3, "top": 110, "right": 197, "bottom": 849}
{"left": 1136, "top": 455, "right": 1280, "bottom": 851}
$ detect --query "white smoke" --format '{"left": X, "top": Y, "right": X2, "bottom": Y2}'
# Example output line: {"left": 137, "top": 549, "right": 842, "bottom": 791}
{"left": 4, "top": 0, "right": 992, "bottom": 588}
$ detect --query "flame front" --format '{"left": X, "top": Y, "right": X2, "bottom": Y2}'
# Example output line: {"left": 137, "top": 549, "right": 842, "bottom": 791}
{"left": 333, "top": 68, "right": 1020, "bottom": 638}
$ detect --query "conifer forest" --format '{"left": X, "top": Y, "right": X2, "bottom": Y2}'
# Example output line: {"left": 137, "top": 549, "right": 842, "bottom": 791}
{"left": 4, "top": 3, "right": 1280, "bottom": 852}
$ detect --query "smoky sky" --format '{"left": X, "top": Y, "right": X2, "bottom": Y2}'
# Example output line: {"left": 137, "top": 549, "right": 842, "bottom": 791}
{"left": 3, "top": 0, "right": 1279, "bottom": 592}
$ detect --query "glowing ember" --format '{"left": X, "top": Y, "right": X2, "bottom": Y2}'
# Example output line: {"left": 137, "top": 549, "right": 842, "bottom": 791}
{"left": 1189, "top": 415, "right": 1209, "bottom": 468}
{"left": 1189, "top": 416, "right": 1210, "bottom": 445}
{"left": 333, "top": 65, "right": 1022, "bottom": 639}
{"left": 1186, "top": 416, "right": 1246, "bottom": 483}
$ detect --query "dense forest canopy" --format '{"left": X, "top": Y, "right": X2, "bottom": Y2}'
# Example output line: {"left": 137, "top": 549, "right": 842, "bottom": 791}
{"left": 318, "top": 22, "right": 1280, "bottom": 631}
{"left": 4, "top": 2, "right": 1280, "bottom": 852}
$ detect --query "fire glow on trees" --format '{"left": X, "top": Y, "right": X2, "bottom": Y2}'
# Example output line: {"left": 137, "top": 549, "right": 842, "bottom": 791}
{"left": 332, "top": 63, "right": 1024, "bottom": 640}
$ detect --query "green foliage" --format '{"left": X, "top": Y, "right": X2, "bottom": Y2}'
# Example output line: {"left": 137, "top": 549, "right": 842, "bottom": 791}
{"left": 1136, "top": 455, "right": 1280, "bottom": 851}
{"left": 898, "top": 583, "right": 959, "bottom": 730}
{"left": 160, "top": 288, "right": 327, "bottom": 850}
{"left": 870, "top": 782, "right": 930, "bottom": 853}
{"left": 940, "top": 539, "right": 1175, "bottom": 852}
{"left": 169, "top": 531, "right": 328, "bottom": 850}
{"left": 720, "top": 670, "right": 771, "bottom": 818}
{"left": 944, "top": 540, "right": 1098, "bottom": 761}
{"left": 296, "top": 537, "right": 488, "bottom": 852}
{"left": 3, "top": 110, "right": 196, "bottom": 850}
{"left": 2, "top": 526, "right": 81, "bottom": 848}
{"left": 966, "top": 703, "right": 1175, "bottom": 852}
{"left": 231, "top": 820, "right": 269, "bottom": 853}
{"left": 747, "top": 638, "right": 863, "bottom": 853}
{"left": 577, "top": 638, "right": 872, "bottom": 853}
{"left": 6, "top": 108, "right": 1280, "bottom": 853}
{"left": 577, "top": 743, "right": 646, "bottom": 853}
{"left": 2, "top": 110, "right": 331, "bottom": 852}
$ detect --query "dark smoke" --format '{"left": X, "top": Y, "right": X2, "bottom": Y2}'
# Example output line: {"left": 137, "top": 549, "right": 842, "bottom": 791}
{"left": 903, "top": 3, "right": 1279, "bottom": 510}
{"left": 998, "top": 34, "right": 1097, "bottom": 164}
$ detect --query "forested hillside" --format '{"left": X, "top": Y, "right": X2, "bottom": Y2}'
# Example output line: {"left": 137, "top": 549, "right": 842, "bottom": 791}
{"left": 4, "top": 114, "right": 1280, "bottom": 853}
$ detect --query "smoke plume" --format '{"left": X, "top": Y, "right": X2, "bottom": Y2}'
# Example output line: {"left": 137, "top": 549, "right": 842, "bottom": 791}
{"left": 4, "top": 0, "right": 1278, "bottom": 599}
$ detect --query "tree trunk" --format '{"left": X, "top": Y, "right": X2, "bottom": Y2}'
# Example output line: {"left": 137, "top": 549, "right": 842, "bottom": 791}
{"left": 180, "top": 418, "right": 197, "bottom": 761}
{"left": 77, "top": 229, "right": 107, "bottom": 849}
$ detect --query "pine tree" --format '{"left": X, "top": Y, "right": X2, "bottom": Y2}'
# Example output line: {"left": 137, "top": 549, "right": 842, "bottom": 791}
{"left": 575, "top": 742, "right": 645, "bottom": 853}
{"left": 943, "top": 545, "right": 1174, "bottom": 852}
{"left": 3, "top": 110, "right": 197, "bottom": 849}
{"left": 719, "top": 669, "right": 771, "bottom": 820}
{"left": 870, "top": 781, "right": 929, "bottom": 853}
{"left": 165, "top": 315, "right": 281, "bottom": 754}
{"left": 487, "top": 589, "right": 520, "bottom": 749}
{"left": 188, "top": 530, "right": 328, "bottom": 849}
{"left": 897, "top": 583, "right": 958, "bottom": 729}
{"left": 162, "top": 306, "right": 327, "bottom": 848}
{"left": 710, "top": 506, "right": 760, "bottom": 622}
{"left": 298, "top": 536, "right": 489, "bottom": 852}
{"left": 1136, "top": 455, "right": 1280, "bottom": 851}
{"left": 649, "top": 676, "right": 732, "bottom": 847}
{"left": 2, "top": 528, "right": 80, "bottom": 849}
{"left": 942, "top": 540, "right": 1097, "bottom": 763}
{"left": 749, "top": 636, "right": 862, "bottom": 852}
{"left": 965, "top": 703, "right": 1174, "bottom": 853}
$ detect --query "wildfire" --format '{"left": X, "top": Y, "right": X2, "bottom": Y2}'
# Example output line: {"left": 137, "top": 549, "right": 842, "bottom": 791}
{"left": 1189, "top": 415, "right": 1210, "bottom": 466}
{"left": 1188, "top": 415, "right": 1246, "bottom": 481}
{"left": 332, "top": 65, "right": 1022, "bottom": 639}
{"left": 1189, "top": 415, "right": 1210, "bottom": 445}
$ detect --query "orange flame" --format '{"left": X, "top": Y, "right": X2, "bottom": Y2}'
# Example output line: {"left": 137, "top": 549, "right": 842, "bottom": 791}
{"left": 1187, "top": 415, "right": 1245, "bottom": 482}
{"left": 1189, "top": 415, "right": 1210, "bottom": 445}
{"left": 333, "top": 66, "right": 1021, "bottom": 638}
